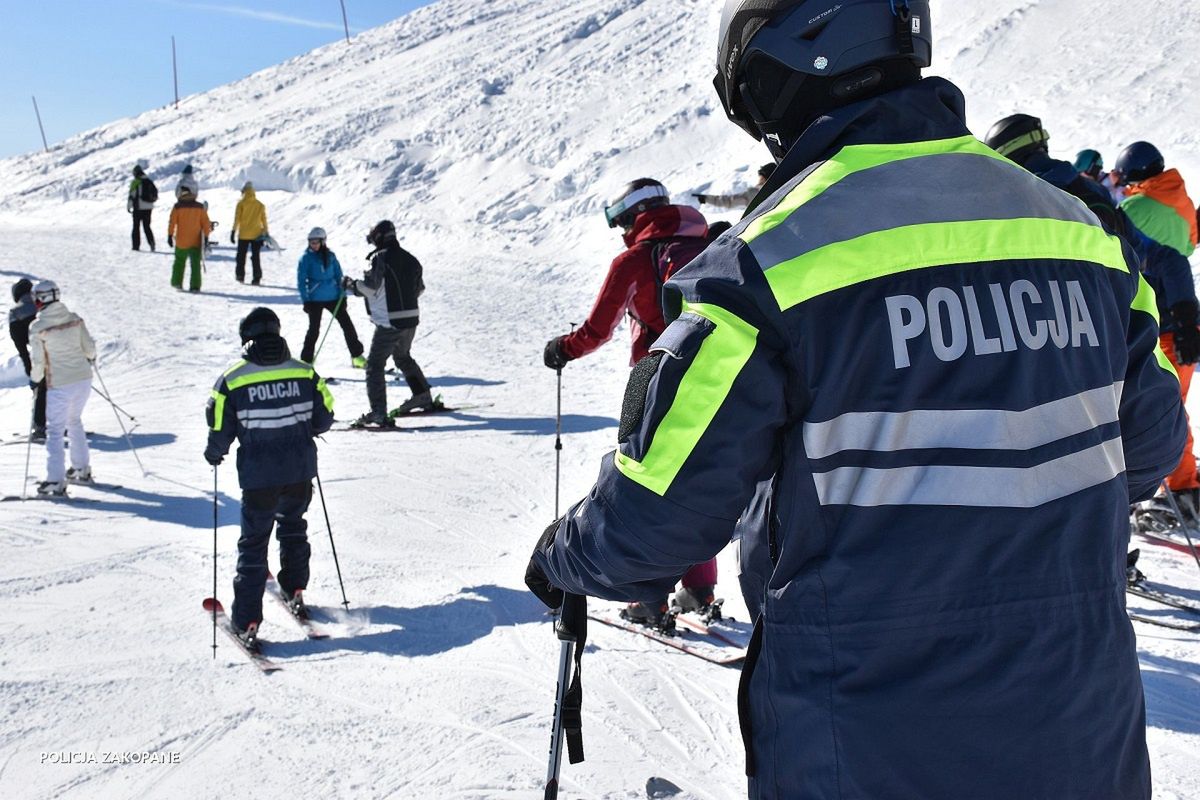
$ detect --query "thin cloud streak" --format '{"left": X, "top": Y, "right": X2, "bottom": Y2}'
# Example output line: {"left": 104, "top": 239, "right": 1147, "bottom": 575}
{"left": 165, "top": 1, "right": 355, "bottom": 33}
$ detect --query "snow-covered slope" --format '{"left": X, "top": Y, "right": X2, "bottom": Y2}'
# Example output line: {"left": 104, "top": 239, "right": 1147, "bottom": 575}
{"left": 1, "top": 1, "right": 1199, "bottom": 798}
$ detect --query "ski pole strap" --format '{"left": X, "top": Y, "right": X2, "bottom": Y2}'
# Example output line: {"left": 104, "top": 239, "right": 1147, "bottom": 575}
{"left": 557, "top": 593, "right": 587, "bottom": 764}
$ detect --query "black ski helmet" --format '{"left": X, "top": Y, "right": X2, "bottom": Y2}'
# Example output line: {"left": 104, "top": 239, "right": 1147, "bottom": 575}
{"left": 715, "top": 0, "right": 932, "bottom": 157}
{"left": 11, "top": 278, "right": 33, "bottom": 303}
{"left": 239, "top": 307, "right": 281, "bottom": 344}
{"left": 604, "top": 179, "right": 670, "bottom": 229}
{"left": 984, "top": 114, "right": 1049, "bottom": 164}
{"left": 1114, "top": 141, "right": 1165, "bottom": 186}
{"left": 1073, "top": 149, "right": 1104, "bottom": 178}
{"left": 367, "top": 219, "right": 396, "bottom": 247}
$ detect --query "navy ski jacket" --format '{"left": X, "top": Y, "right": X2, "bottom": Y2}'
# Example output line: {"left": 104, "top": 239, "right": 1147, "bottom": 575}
{"left": 1024, "top": 150, "right": 1197, "bottom": 330}
{"left": 205, "top": 337, "right": 334, "bottom": 490}
{"left": 534, "top": 78, "right": 1184, "bottom": 800}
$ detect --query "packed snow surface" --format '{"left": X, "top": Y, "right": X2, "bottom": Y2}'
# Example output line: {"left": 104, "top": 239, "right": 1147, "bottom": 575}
{"left": 1, "top": 0, "right": 1198, "bottom": 798}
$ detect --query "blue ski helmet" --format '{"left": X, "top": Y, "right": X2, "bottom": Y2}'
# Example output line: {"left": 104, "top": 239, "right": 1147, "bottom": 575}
{"left": 1114, "top": 141, "right": 1164, "bottom": 186}
{"left": 1073, "top": 149, "right": 1104, "bottom": 178}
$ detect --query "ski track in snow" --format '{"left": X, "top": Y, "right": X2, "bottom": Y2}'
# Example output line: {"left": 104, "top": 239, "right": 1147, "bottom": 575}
{"left": 0, "top": 0, "right": 1198, "bottom": 797}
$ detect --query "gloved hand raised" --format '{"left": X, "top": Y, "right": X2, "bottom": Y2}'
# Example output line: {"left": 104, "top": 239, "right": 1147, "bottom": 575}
{"left": 543, "top": 336, "right": 570, "bottom": 370}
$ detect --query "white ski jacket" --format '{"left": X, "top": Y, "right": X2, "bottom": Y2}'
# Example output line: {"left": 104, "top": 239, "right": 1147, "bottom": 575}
{"left": 29, "top": 301, "right": 96, "bottom": 388}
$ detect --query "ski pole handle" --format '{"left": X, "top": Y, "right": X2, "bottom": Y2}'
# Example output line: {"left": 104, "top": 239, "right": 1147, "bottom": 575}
{"left": 556, "top": 593, "right": 585, "bottom": 642}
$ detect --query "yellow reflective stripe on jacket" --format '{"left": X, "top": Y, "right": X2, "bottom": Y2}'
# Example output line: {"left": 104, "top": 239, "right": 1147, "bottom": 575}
{"left": 210, "top": 389, "right": 228, "bottom": 432}
{"left": 225, "top": 367, "right": 315, "bottom": 391}
{"left": 765, "top": 217, "right": 1130, "bottom": 311}
{"left": 741, "top": 135, "right": 1008, "bottom": 244}
{"left": 1131, "top": 273, "right": 1178, "bottom": 379}
{"left": 615, "top": 302, "right": 759, "bottom": 496}
{"left": 317, "top": 377, "right": 334, "bottom": 413}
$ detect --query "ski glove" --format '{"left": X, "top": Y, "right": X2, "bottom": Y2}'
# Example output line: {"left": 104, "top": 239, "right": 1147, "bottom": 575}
{"left": 203, "top": 448, "right": 224, "bottom": 467}
{"left": 692, "top": 193, "right": 708, "bottom": 205}
{"left": 1171, "top": 300, "right": 1200, "bottom": 365}
{"left": 230, "top": 231, "right": 236, "bottom": 244}
{"left": 544, "top": 336, "right": 570, "bottom": 370}
{"left": 167, "top": 235, "right": 174, "bottom": 248}
{"left": 525, "top": 519, "right": 564, "bottom": 610}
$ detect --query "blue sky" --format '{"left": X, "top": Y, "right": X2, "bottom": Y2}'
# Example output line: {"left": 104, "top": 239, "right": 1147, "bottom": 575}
{"left": 0, "top": 1, "right": 433, "bottom": 159}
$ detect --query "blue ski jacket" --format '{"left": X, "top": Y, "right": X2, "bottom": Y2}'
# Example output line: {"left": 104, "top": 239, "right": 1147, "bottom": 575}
{"left": 297, "top": 247, "right": 346, "bottom": 304}
{"left": 534, "top": 78, "right": 1185, "bottom": 800}
{"left": 1023, "top": 150, "right": 1197, "bottom": 331}
{"left": 205, "top": 337, "right": 335, "bottom": 490}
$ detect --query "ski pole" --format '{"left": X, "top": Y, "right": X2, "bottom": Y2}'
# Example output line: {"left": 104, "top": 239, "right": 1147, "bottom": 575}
{"left": 21, "top": 398, "right": 35, "bottom": 499}
{"left": 212, "top": 464, "right": 219, "bottom": 658}
{"left": 554, "top": 323, "right": 576, "bottom": 519}
{"left": 1160, "top": 484, "right": 1200, "bottom": 574}
{"left": 315, "top": 472, "right": 350, "bottom": 609}
{"left": 555, "top": 365, "right": 562, "bottom": 519}
{"left": 91, "top": 361, "right": 147, "bottom": 476}
{"left": 91, "top": 384, "right": 137, "bottom": 423}
{"left": 545, "top": 592, "right": 586, "bottom": 799}
{"left": 311, "top": 295, "right": 346, "bottom": 366}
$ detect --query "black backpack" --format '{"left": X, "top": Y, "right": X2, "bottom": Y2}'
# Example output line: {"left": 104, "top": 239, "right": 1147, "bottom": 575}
{"left": 649, "top": 236, "right": 710, "bottom": 330}
{"left": 140, "top": 179, "right": 159, "bottom": 203}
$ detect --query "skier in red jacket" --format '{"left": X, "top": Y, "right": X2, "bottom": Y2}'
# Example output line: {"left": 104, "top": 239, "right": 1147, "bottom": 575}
{"left": 544, "top": 178, "right": 719, "bottom": 627}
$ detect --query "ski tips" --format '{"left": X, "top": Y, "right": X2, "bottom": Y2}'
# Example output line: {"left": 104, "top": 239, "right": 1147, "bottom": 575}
{"left": 202, "top": 597, "right": 225, "bottom": 613}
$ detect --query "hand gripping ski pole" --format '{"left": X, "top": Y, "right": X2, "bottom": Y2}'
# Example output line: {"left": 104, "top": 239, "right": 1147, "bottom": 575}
{"left": 545, "top": 593, "right": 587, "bottom": 799}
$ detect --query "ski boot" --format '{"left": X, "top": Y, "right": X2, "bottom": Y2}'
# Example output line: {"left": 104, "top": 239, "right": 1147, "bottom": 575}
{"left": 30, "top": 426, "right": 46, "bottom": 444}
{"left": 233, "top": 622, "right": 261, "bottom": 653}
{"left": 621, "top": 599, "right": 675, "bottom": 633}
{"left": 66, "top": 466, "right": 94, "bottom": 485}
{"left": 351, "top": 410, "right": 394, "bottom": 429}
{"left": 282, "top": 589, "right": 309, "bottom": 620}
{"left": 36, "top": 480, "right": 67, "bottom": 497}
{"left": 671, "top": 585, "right": 723, "bottom": 623}
{"left": 394, "top": 390, "right": 436, "bottom": 414}
{"left": 1126, "top": 549, "right": 1146, "bottom": 587}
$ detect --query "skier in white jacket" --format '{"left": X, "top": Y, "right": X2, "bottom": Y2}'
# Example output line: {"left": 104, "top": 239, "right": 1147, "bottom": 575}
{"left": 28, "top": 281, "right": 96, "bottom": 495}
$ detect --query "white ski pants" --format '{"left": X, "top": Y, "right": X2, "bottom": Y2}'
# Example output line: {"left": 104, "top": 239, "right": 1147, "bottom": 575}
{"left": 45, "top": 378, "right": 91, "bottom": 482}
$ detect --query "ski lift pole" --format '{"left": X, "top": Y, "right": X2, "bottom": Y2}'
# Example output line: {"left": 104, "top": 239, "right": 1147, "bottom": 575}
{"left": 545, "top": 592, "right": 586, "bottom": 799}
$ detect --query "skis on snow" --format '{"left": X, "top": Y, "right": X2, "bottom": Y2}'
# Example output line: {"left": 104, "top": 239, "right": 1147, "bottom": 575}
{"left": 202, "top": 598, "right": 282, "bottom": 673}
{"left": 587, "top": 608, "right": 749, "bottom": 667}
{"left": 265, "top": 573, "right": 329, "bottom": 639}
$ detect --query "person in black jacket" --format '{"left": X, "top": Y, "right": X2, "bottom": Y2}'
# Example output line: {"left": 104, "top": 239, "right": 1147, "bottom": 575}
{"left": 204, "top": 307, "right": 335, "bottom": 649}
{"left": 127, "top": 165, "right": 157, "bottom": 251}
{"left": 343, "top": 220, "right": 432, "bottom": 427}
{"left": 8, "top": 278, "right": 46, "bottom": 441}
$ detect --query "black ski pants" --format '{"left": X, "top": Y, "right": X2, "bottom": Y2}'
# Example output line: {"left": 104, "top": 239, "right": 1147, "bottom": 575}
{"left": 131, "top": 209, "right": 155, "bottom": 251}
{"left": 235, "top": 239, "right": 264, "bottom": 283}
{"left": 232, "top": 481, "right": 313, "bottom": 631}
{"left": 9, "top": 319, "right": 47, "bottom": 429}
{"left": 366, "top": 325, "right": 429, "bottom": 414}
{"left": 301, "top": 300, "right": 364, "bottom": 363}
